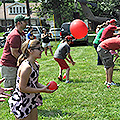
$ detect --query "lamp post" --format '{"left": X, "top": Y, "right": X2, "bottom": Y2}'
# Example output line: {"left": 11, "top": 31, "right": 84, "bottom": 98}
{"left": 3, "top": 0, "right": 7, "bottom": 31}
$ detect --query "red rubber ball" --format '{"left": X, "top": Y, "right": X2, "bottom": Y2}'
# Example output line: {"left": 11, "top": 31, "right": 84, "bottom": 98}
{"left": 47, "top": 81, "right": 57, "bottom": 90}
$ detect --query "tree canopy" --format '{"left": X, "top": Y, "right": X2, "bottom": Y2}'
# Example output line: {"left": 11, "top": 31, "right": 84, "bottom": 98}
{"left": 16, "top": 0, "right": 120, "bottom": 28}
{"left": 39, "top": 0, "right": 77, "bottom": 28}
{"left": 87, "top": 0, "right": 120, "bottom": 18}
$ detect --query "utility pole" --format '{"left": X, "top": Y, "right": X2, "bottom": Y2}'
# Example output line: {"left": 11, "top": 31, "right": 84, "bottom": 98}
{"left": 3, "top": 0, "right": 7, "bottom": 31}
{"left": 26, "top": 0, "right": 31, "bottom": 25}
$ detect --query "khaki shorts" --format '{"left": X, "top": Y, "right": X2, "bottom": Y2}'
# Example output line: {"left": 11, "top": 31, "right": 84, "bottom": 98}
{"left": 97, "top": 46, "right": 114, "bottom": 69}
{"left": 1, "top": 65, "right": 17, "bottom": 88}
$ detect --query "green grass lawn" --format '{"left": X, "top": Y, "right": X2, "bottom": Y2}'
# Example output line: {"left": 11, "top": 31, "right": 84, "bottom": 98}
{"left": 0, "top": 41, "right": 120, "bottom": 120}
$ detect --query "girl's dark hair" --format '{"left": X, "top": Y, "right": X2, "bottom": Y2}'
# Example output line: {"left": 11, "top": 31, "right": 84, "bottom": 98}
{"left": 17, "top": 39, "right": 40, "bottom": 66}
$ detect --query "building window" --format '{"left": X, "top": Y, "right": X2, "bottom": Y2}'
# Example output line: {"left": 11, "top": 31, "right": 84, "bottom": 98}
{"left": 23, "top": 7, "right": 25, "bottom": 13}
{"left": 10, "top": 8, "right": 12, "bottom": 13}
{"left": 9, "top": 5, "right": 26, "bottom": 14}
{"left": 20, "top": 7, "right": 22, "bottom": 13}
{"left": 17, "top": 7, "right": 18, "bottom": 13}
{"left": 13, "top": 7, "right": 15, "bottom": 13}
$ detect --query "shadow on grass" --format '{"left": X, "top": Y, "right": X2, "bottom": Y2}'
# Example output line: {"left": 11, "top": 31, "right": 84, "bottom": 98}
{"left": 113, "top": 68, "right": 120, "bottom": 71}
{"left": 60, "top": 79, "right": 92, "bottom": 83}
{"left": 69, "top": 80, "right": 92, "bottom": 83}
{"left": 38, "top": 109, "right": 72, "bottom": 118}
{"left": 116, "top": 83, "right": 120, "bottom": 87}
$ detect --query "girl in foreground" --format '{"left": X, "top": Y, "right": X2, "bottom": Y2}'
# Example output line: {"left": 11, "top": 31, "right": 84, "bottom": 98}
{"left": 9, "top": 39, "right": 55, "bottom": 120}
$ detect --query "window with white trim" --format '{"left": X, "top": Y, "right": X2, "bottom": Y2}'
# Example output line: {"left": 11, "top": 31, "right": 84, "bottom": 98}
{"left": 8, "top": 5, "right": 27, "bottom": 14}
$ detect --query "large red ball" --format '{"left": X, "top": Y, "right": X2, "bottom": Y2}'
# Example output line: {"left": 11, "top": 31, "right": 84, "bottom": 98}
{"left": 47, "top": 81, "right": 57, "bottom": 90}
{"left": 70, "top": 19, "right": 88, "bottom": 39}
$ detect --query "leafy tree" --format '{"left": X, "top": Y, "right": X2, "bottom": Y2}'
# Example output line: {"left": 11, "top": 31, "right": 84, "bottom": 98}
{"left": 39, "top": 0, "right": 77, "bottom": 27}
{"left": 0, "top": 1, "right": 2, "bottom": 6}
{"left": 87, "top": 0, "right": 120, "bottom": 19}
{"left": 17, "top": 0, "right": 86, "bottom": 27}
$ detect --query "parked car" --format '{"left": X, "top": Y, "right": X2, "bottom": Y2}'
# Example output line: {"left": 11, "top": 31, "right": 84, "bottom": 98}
{"left": 60, "top": 22, "right": 71, "bottom": 40}
{"left": 60, "top": 22, "right": 88, "bottom": 45}
{"left": 25, "top": 26, "right": 44, "bottom": 41}
{"left": 0, "top": 35, "right": 6, "bottom": 48}
{"left": 49, "top": 28, "right": 61, "bottom": 41}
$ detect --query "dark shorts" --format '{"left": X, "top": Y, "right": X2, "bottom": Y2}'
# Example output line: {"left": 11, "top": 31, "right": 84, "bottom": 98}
{"left": 97, "top": 46, "right": 114, "bottom": 69}
{"left": 54, "top": 58, "right": 69, "bottom": 70}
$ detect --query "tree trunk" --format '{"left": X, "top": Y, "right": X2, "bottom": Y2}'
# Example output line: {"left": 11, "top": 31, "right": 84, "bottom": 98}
{"left": 26, "top": 0, "right": 31, "bottom": 26}
{"left": 53, "top": 11, "right": 62, "bottom": 28}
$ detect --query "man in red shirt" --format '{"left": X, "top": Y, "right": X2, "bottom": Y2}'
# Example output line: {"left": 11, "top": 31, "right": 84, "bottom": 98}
{"left": 97, "top": 37, "right": 120, "bottom": 86}
{"left": 100, "top": 19, "right": 120, "bottom": 42}
{"left": 0, "top": 14, "right": 29, "bottom": 89}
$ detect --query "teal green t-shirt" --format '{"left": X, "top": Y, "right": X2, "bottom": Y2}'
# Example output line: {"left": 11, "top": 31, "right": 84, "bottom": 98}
{"left": 93, "top": 28, "right": 104, "bottom": 45}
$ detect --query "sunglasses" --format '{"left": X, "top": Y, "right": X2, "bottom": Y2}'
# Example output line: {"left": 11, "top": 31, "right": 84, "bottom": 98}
{"left": 32, "top": 47, "right": 43, "bottom": 51}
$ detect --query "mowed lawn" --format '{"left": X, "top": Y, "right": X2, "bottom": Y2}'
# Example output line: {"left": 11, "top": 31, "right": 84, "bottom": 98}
{"left": 0, "top": 41, "right": 120, "bottom": 120}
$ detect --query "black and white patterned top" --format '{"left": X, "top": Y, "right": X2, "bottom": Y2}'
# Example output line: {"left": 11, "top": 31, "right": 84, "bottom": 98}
{"left": 8, "top": 60, "right": 42, "bottom": 119}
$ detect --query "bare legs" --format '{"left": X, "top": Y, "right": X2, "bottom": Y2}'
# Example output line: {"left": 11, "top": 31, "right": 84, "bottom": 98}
{"left": 106, "top": 67, "right": 113, "bottom": 83}
{"left": 48, "top": 46, "right": 53, "bottom": 56}
{"left": 59, "top": 67, "right": 70, "bottom": 81}
{"left": 44, "top": 46, "right": 53, "bottom": 56}
{"left": 59, "top": 67, "right": 62, "bottom": 77}
{"left": 66, "top": 68, "right": 70, "bottom": 81}
{"left": 15, "top": 108, "right": 38, "bottom": 120}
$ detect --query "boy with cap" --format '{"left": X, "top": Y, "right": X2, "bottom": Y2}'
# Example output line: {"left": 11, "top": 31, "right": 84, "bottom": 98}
{"left": 100, "top": 19, "right": 120, "bottom": 42}
{"left": 0, "top": 14, "right": 30, "bottom": 89}
{"left": 97, "top": 37, "right": 120, "bottom": 86}
{"left": 54, "top": 35, "right": 75, "bottom": 83}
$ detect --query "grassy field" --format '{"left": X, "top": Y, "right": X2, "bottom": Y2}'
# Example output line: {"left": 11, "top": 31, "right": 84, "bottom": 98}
{"left": 0, "top": 41, "right": 120, "bottom": 120}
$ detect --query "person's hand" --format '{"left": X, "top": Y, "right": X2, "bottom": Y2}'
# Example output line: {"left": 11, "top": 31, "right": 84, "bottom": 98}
{"left": 0, "top": 87, "right": 13, "bottom": 94}
{"left": 72, "top": 61, "right": 76, "bottom": 66}
{"left": 0, "top": 95, "right": 8, "bottom": 102}
{"left": 0, "top": 78, "right": 13, "bottom": 102}
{"left": 41, "top": 84, "right": 54, "bottom": 93}
{"left": 0, "top": 77, "right": 5, "bottom": 84}
{"left": 41, "top": 83, "right": 58, "bottom": 93}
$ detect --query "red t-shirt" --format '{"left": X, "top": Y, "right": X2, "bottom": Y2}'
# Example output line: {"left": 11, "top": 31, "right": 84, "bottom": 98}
{"left": 100, "top": 37, "right": 120, "bottom": 50}
{"left": 0, "top": 28, "right": 26, "bottom": 67}
{"left": 100, "top": 24, "right": 117, "bottom": 42}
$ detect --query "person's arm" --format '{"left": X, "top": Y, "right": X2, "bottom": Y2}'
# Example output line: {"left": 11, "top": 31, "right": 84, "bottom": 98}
{"left": 37, "top": 82, "right": 46, "bottom": 88}
{"left": 29, "top": 35, "right": 34, "bottom": 40}
{"left": 65, "top": 57, "right": 71, "bottom": 63}
{"left": 116, "top": 27, "right": 120, "bottom": 30}
{"left": 113, "top": 53, "right": 119, "bottom": 62}
{"left": 113, "top": 32, "right": 120, "bottom": 36}
{"left": 67, "top": 53, "right": 75, "bottom": 66}
{"left": 0, "top": 78, "right": 13, "bottom": 102}
{"left": 10, "top": 35, "right": 21, "bottom": 59}
{"left": 19, "top": 64, "right": 54, "bottom": 93}
{"left": 41, "top": 33, "right": 48, "bottom": 39}
{"left": 10, "top": 47, "right": 20, "bottom": 59}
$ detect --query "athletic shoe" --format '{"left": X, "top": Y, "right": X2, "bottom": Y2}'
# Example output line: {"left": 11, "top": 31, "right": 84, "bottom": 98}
{"left": 107, "top": 82, "right": 116, "bottom": 86}
{"left": 58, "top": 75, "right": 63, "bottom": 81}
{"left": 65, "top": 80, "right": 71, "bottom": 83}
{"left": 104, "top": 81, "right": 108, "bottom": 85}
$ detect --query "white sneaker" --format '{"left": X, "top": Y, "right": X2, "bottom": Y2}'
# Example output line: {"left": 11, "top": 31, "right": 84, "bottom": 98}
{"left": 104, "top": 81, "right": 108, "bottom": 85}
{"left": 65, "top": 80, "right": 71, "bottom": 83}
{"left": 107, "top": 82, "right": 116, "bottom": 86}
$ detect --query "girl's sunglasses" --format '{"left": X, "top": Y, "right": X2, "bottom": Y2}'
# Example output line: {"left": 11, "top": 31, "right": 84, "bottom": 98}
{"left": 32, "top": 47, "right": 43, "bottom": 51}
